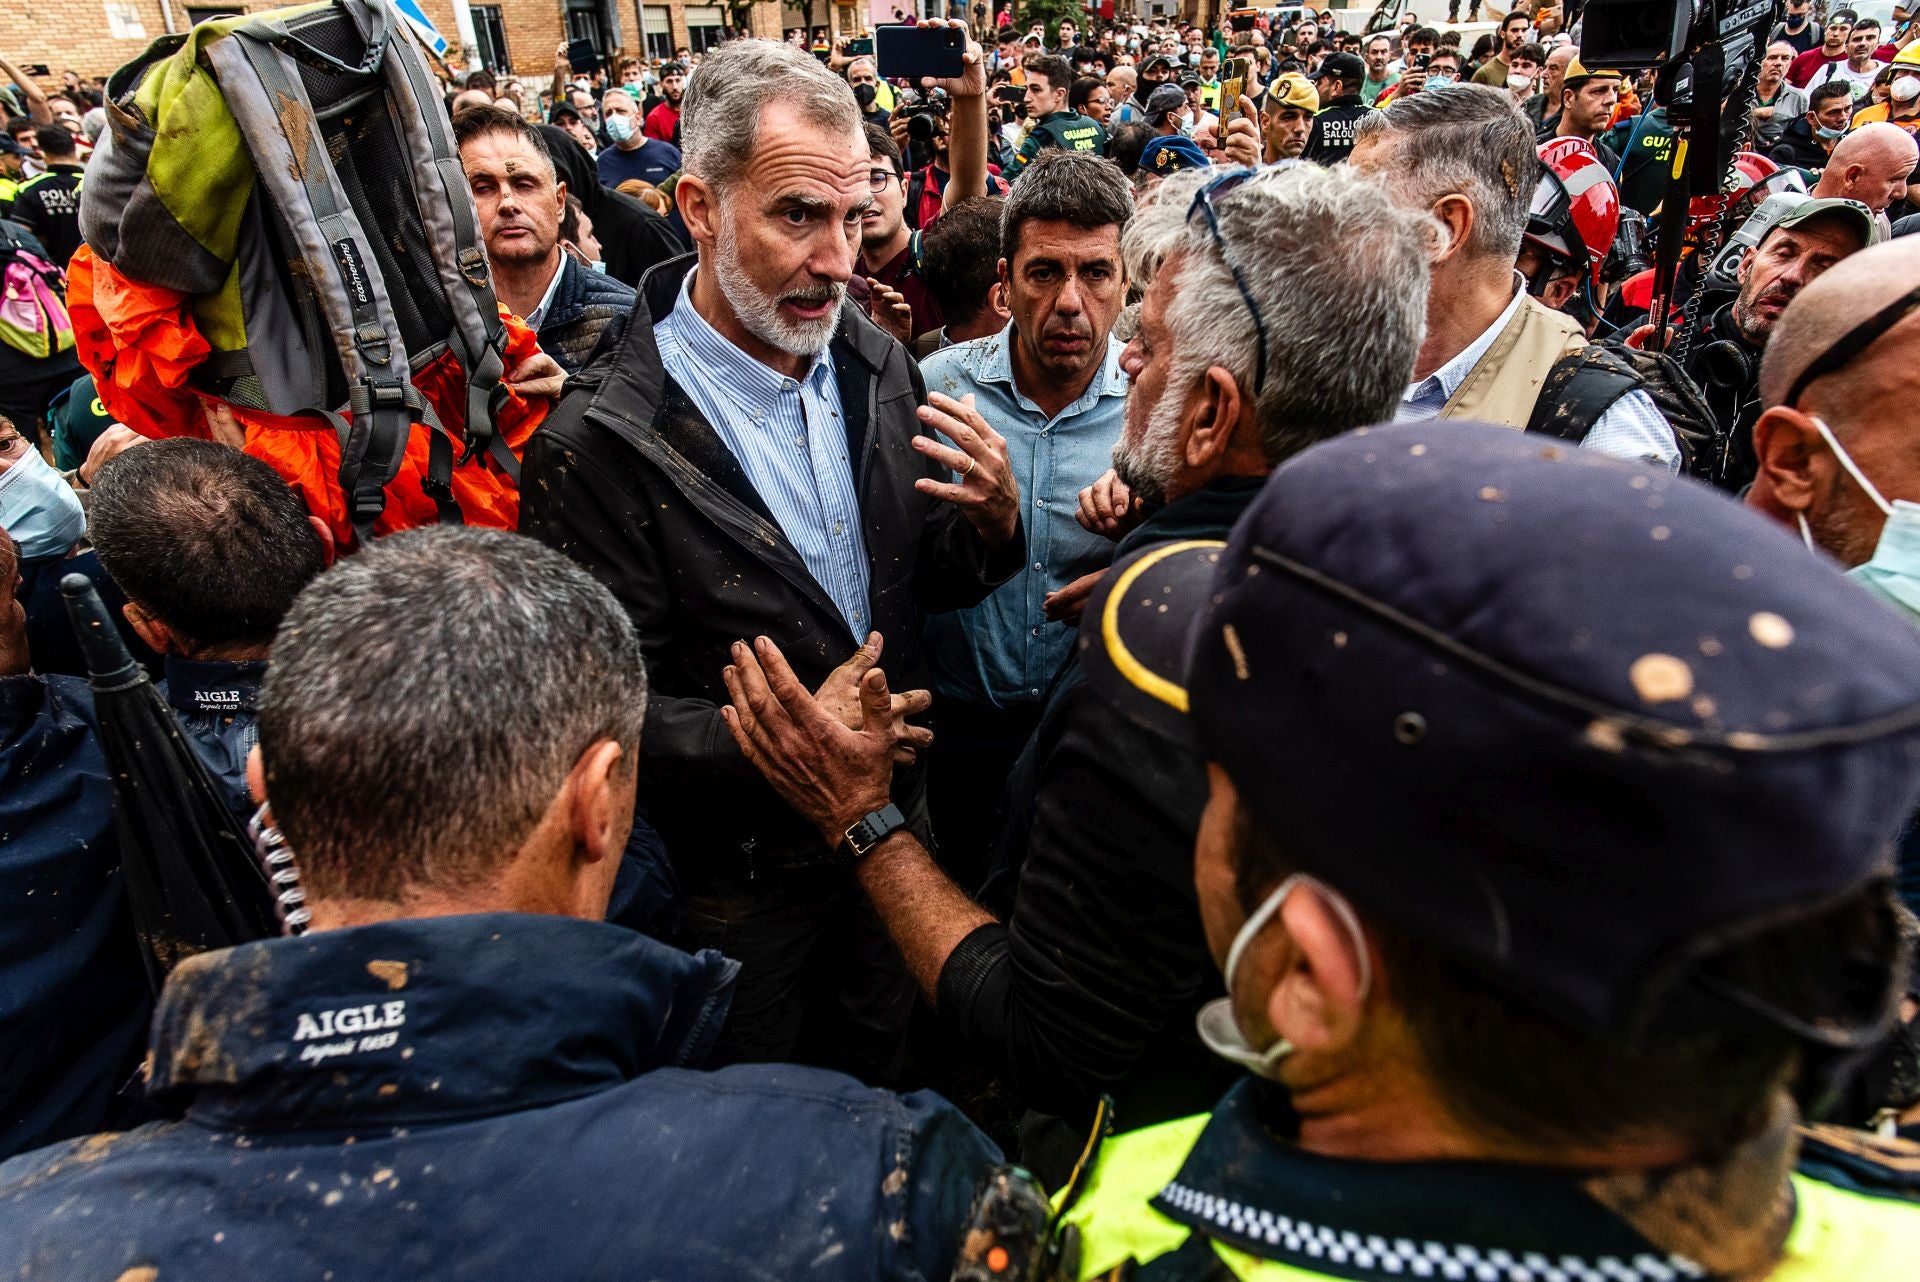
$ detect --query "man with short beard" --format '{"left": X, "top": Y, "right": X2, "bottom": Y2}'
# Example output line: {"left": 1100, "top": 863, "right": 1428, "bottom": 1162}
{"left": 522, "top": 34, "right": 1024, "bottom": 1080}
{"left": 1683, "top": 199, "right": 1874, "bottom": 489}
{"left": 714, "top": 160, "right": 1434, "bottom": 1186}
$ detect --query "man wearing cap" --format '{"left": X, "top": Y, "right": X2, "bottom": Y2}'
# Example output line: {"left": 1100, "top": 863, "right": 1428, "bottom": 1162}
{"left": 0, "top": 137, "right": 24, "bottom": 220}
{"left": 1301, "top": 52, "right": 1373, "bottom": 165}
{"left": 643, "top": 62, "right": 685, "bottom": 144}
{"left": 1682, "top": 197, "right": 1875, "bottom": 490}
{"left": 1009, "top": 54, "right": 1107, "bottom": 179}
{"left": 1048, "top": 420, "right": 1920, "bottom": 1279}
{"left": 1142, "top": 83, "right": 1192, "bottom": 139}
{"left": 1136, "top": 134, "right": 1213, "bottom": 184}
{"left": 1542, "top": 60, "right": 1623, "bottom": 169}
{"left": 1261, "top": 72, "right": 1319, "bottom": 161}
{"left": 715, "top": 162, "right": 1434, "bottom": 1188}
{"left": 1352, "top": 86, "right": 1681, "bottom": 470}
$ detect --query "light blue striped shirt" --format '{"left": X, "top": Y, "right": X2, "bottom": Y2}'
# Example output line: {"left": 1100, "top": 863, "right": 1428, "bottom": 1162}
{"left": 1395, "top": 279, "right": 1682, "bottom": 474}
{"left": 653, "top": 272, "right": 872, "bottom": 640}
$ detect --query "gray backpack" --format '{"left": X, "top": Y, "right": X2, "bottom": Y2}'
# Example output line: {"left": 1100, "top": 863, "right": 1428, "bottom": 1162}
{"left": 83, "top": 0, "right": 514, "bottom": 543}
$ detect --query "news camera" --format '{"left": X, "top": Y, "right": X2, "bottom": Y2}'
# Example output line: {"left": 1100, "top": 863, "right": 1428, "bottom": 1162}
{"left": 1578, "top": 0, "right": 1782, "bottom": 355}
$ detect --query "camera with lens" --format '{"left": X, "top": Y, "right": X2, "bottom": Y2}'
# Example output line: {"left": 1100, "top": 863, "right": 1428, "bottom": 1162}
{"left": 905, "top": 87, "right": 950, "bottom": 144}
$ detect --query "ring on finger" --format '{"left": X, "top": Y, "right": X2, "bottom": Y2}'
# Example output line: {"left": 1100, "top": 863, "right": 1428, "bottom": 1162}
{"left": 963, "top": 456, "right": 978, "bottom": 478}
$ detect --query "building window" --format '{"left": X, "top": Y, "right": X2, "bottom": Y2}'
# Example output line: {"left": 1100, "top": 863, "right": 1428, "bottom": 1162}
{"left": 472, "top": 5, "right": 512, "bottom": 71}
{"left": 184, "top": 6, "right": 242, "bottom": 25}
{"left": 685, "top": 5, "right": 727, "bottom": 51}
{"left": 639, "top": 4, "right": 674, "bottom": 59}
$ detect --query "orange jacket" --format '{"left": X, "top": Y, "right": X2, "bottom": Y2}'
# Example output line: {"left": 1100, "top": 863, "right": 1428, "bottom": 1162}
{"left": 68, "top": 247, "right": 548, "bottom": 545}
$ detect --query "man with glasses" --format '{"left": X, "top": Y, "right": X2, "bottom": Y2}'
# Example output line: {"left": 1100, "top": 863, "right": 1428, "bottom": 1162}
{"left": 710, "top": 160, "right": 1434, "bottom": 1190}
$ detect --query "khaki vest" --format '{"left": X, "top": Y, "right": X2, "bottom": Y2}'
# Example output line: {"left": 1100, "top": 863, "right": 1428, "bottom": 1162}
{"left": 1056, "top": 1113, "right": 1920, "bottom": 1281}
{"left": 1437, "top": 295, "right": 1588, "bottom": 429}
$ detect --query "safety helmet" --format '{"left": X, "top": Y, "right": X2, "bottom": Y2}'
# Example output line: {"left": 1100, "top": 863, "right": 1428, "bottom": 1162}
{"left": 1685, "top": 151, "right": 1802, "bottom": 246}
{"left": 1524, "top": 137, "right": 1620, "bottom": 290}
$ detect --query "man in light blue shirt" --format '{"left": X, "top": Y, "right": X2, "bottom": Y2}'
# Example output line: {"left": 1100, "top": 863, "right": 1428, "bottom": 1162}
{"left": 919, "top": 150, "right": 1134, "bottom": 879}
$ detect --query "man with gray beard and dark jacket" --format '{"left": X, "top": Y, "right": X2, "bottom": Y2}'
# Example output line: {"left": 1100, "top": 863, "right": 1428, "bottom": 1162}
{"left": 521, "top": 34, "right": 1024, "bottom": 1082}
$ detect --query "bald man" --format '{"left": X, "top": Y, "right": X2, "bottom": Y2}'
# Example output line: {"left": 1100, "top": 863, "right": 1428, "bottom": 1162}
{"left": 1747, "top": 235, "right": 1920, "bottom": 578}
{"left": 1812, "top": 121, "right": 1919, "bottom": 236}
{"left": 1746, "top": 234, "right": 1920, "bottom": 920}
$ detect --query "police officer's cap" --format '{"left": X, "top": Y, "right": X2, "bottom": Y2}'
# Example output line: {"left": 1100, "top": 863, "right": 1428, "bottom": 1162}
{"left": 1081, "top": 424, "right": 1920, "bottom": 1040}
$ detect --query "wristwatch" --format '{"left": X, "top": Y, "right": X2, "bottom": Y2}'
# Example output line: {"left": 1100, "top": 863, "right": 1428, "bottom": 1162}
{"left": 840, "top": 803, "right": 909, "bottom": 861}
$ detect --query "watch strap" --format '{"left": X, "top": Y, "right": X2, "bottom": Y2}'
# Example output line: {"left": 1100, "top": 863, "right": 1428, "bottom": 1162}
{"left": 841, "top": 802, "right": 909, "bottom": 860}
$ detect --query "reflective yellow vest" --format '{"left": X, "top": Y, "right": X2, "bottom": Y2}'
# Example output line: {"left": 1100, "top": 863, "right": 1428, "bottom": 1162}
{"left": 0, "top": 175, "right": 17, "bottom": 217}
{"left": 1057, "top": 1114, "right": 1920, "bottom": 1281}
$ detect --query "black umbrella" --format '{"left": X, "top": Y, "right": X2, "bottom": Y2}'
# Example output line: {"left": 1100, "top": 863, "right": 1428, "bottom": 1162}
{"left": 61, "top": 574, "right": 282, "bottom": 991}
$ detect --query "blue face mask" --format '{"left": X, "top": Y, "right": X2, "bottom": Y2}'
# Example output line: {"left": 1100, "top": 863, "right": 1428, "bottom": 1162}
{"left": 604, "top": 113, "right": 636, "bottom": 144}
{"left": 0, "top": 446, "right": 86, "bottom": 561}
{"left": 1816, "top": 122, "right": 1849, "bottom": 140}
{"left": 1425, "top": 72, "right": 1456, "bottom": 87}
{"left": 1799, "top": 416, "right": 1920, "bottom": 623}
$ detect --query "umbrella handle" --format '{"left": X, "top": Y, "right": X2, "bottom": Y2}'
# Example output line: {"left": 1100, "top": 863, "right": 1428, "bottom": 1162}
{"left": 59, "top": 574, "right": 144, "bottom": 687}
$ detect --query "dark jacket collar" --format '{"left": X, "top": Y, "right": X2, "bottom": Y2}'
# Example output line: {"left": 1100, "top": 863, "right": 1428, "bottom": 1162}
{"left": 1154, "top": 1079, "right": 1797, "bottom": 1281}
{"left": 590, "top": 252, "right": 896, "bottom": 437}
{"left": 148, "top": 913, "right": 737, "bottom": 1132}
{"left": 1115, "top": 475, "right": 1266, "bottom": 560}
{"left": 162, "top": 656, "right": 266, "bottom": 718}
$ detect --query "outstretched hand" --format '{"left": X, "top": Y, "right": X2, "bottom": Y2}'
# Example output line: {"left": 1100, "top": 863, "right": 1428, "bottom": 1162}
{"left": 722, "top": 636, "right": 922, "bottom": 848}
{"left": 914, "top": 392, "right": 1019, "bottom": 547}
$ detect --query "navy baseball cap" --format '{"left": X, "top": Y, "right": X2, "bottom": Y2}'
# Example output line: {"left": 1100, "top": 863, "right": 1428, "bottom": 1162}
{"left": 1141, "top": 135, "right": 1212, "bottom": 174}
{"left": 1082, "top": 424, "right": 1920, "bottom": 1040}
{"left": 1313, "top": 51, "right": 1366, "bottom": 83}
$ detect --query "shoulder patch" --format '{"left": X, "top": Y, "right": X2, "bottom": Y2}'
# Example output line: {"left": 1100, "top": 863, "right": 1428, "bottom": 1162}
{"left": 1797, "top": 1123, "right": 1920, "bottom": 1203}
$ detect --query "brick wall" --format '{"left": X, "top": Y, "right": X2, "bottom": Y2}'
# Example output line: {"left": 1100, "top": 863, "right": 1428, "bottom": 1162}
{"left": 1, "top": 0, "right": 182, "bottom": 86}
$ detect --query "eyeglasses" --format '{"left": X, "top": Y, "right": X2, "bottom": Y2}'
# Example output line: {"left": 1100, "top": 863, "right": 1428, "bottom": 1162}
{"left": 868, "top": 167, "right": 899, "bottom": 193}
{"left": 1785, "top": 280, "right": 1920, "bottom": 407}
{"left": 1187, "top": 167, "right": 1271, "bottom": 394}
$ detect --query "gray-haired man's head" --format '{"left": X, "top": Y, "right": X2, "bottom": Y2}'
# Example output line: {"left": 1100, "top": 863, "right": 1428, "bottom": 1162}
{"left": 257, "top": 526, "right": 647, "bottom": 914}
{"left": 677, "top": 38, "right": 868, "bottom": 361}
{"left": 1350, "top": 83, "right": 1539, "bottom": 269}
{"left": 1113, "top": 162, "right": 1433, "bottom": 505}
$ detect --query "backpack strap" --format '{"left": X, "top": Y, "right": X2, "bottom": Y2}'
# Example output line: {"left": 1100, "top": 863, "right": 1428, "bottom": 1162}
{"left": 376, "top": 7, "right": 512, "bottom": 470}
{"left": 1524, "top": 346, "right": 1641, "bottom": 442}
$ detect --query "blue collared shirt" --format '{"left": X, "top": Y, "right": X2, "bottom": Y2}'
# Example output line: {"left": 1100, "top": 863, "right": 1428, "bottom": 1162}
{"left": 1395, "top": 279, "right": 1682, "bottom": 474}
{"left": 921, "top": 325, "right": 1129, "bottom": 707}
{"left": 653, "top": 272, "right": 873, "bottom": 640}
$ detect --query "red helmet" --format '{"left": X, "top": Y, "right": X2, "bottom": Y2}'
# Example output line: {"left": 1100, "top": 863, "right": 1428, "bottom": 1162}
{"left": 1524, "top": 137, "right": 1621, "bottom": 290}
{"left": 1685, "top": 151, "right": 1799, "bottom": 245}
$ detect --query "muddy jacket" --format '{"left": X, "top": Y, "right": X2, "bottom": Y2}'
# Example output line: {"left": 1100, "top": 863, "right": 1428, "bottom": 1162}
{"left": 0, "top": 913, "right": 1003, "bottom": 1280}
{"left": 0, "top": 675, "right": 151, "bottom": 1161}
{"left": 521, "top": 254, "right": 1023, "bottom": 891}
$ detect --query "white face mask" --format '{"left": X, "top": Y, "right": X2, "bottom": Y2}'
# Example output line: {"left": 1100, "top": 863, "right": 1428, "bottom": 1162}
{"left": 1195, "top": 873, "right": 1373, "bottom": 1079}
{"left": 1797, "top": 416, "right": 1920, "bottom": 621}
{"left": 1509, "top": 73, "right": 1534, "bottom": 94}
{"left": 1893, "top": 75, "right": 1920, "bottom": 101}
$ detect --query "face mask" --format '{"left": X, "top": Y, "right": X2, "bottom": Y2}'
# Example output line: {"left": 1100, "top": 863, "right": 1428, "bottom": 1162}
{"left": 1509, "top": 73, "right": 1534, "bottom": 93}
{"left": 1426, "top": 72, "right": 1455, "bottom": 87}
{"left": 1798, "top": 416, "right": 1920, "bottom": 621}
{"left": 1194, "top": 873, "right": 1373, "bottom": 1078}
{"left": 1893, "top": 75, "right": 1920, "bottom": 100}
{"left": 1817, "top": 122, "right": 1848, "bottom": 140}
{"left": 589, "top": 259, "right": 608, "bottom": 273}
{"left": 1178, "top": 111, "right": 1196, "bottom": 135}
{"left": 604, "top": 113, "right": 636, "bottom": 143}
{"left": 0, "top": 447, "right": 86, "bottom": 561}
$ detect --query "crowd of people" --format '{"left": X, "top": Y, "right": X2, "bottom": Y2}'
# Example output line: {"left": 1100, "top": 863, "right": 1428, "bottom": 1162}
{"left": 2, "top": 1, "right": 1920, "bottom": 1277}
